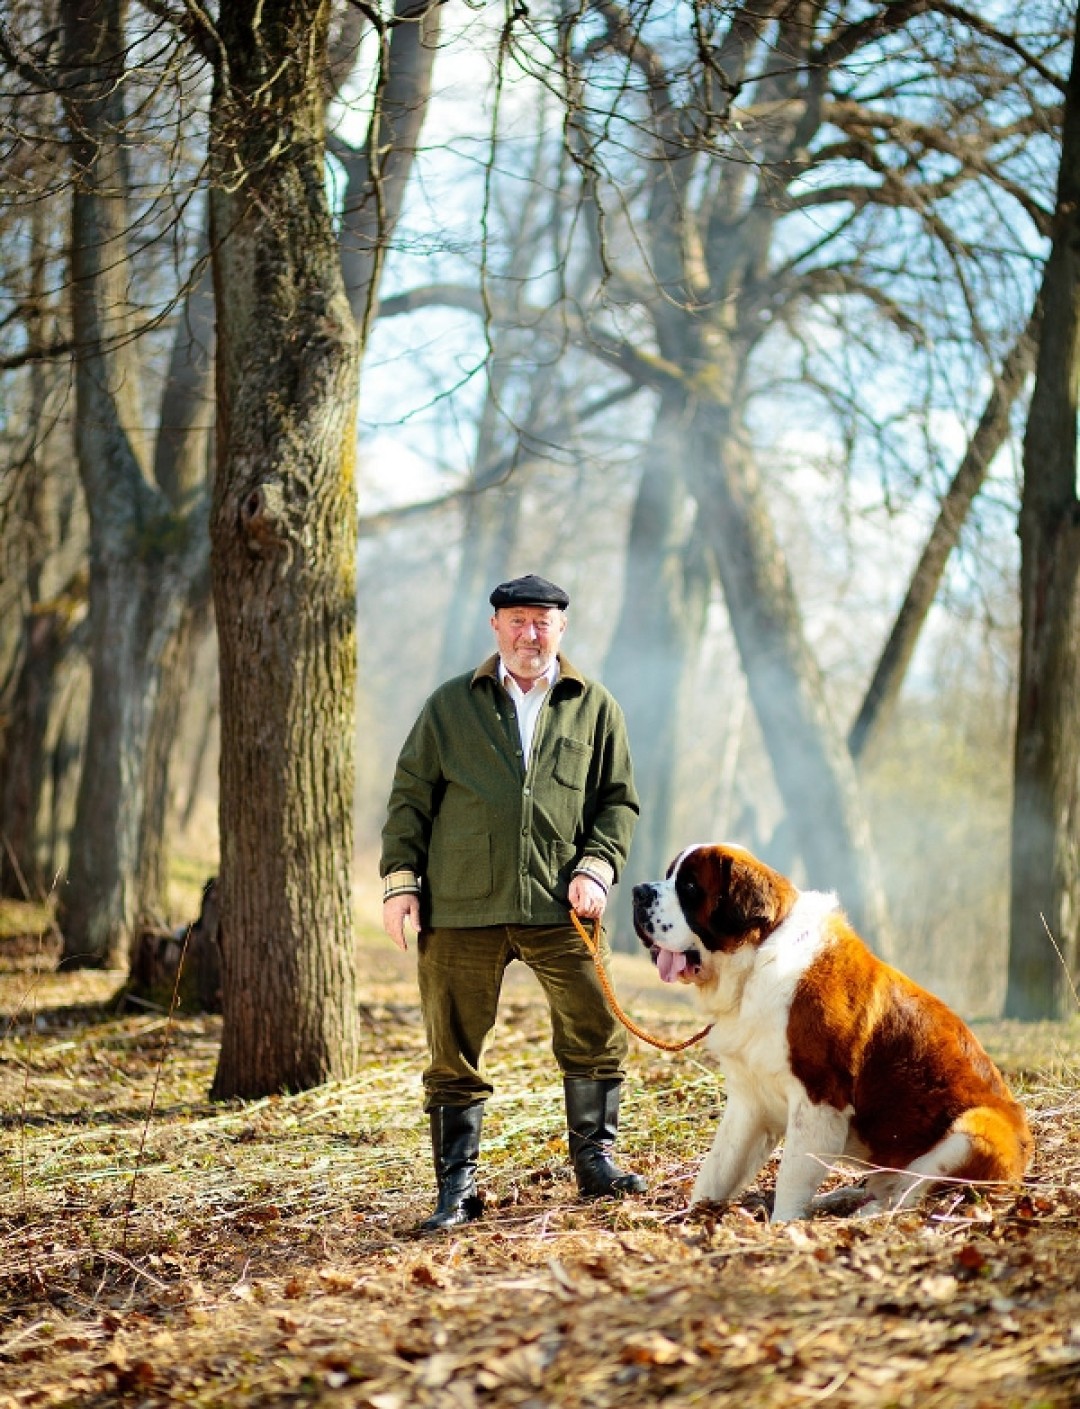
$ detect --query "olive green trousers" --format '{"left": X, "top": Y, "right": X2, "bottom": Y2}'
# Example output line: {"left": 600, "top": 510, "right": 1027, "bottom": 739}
{"left": 416, "top": 922, "right": 629, "bottom": 1109}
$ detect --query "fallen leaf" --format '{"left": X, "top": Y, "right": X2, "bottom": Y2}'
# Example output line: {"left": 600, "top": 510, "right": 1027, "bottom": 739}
{"left": 416, "top": 1352, "right": 459, "bottom": 1388}
{"left": 410, "top": 1263, "right": 445, "bottom": 1289}
{"left": 784, "top": 1224, "right": 815, "bottom": 1251}
{"left": 954, "top": 1242, "right": 988, "bottom": 1275}
{"left": 318, "top": 1266, "right": 360, "bottom": 1291}
{"left": 621, "top": 1332, "right": 698, "bottom": 1367}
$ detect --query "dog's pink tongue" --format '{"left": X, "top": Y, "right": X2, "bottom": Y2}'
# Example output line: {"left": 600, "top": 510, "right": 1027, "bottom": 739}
{"left": 656, "top": 948, "right": 690, "bottom": 984}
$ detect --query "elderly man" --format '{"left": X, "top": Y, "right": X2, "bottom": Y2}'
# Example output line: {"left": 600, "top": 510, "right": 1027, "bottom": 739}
{"left": 381, "top": 574, "right": 644, "bottom": 1231}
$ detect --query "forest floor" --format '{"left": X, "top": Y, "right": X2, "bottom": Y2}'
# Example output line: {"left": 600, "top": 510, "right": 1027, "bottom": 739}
{"left": 1, "top": 900, "right": 1079, "bottom": 1409}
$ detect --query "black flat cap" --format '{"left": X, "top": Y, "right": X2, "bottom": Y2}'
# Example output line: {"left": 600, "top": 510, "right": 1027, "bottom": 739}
{"left": 489, "top": 574, "right": 570, "bottom": 610}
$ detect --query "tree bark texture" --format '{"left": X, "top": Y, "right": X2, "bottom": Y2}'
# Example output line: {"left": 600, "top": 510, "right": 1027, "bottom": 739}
{"left": 1007, "top": 32, "right": 1080, "bottom": 1020}
{"left": 209, "top": 0, "right": 362, "bottom": 1098}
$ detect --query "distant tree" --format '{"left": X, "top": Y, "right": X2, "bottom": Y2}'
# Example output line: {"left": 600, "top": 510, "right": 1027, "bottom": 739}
{"left": 0, "top": 180, "right": 89, "bottom": 902}
{"left": 57, "top": 0, "right": 207, "bottom": 967}
{"left": 1007, "top": 25, "right": 1080, "bottom": 1021}
{"left": 849, "top": 314, "right": 1038, "bottom": 765}
{"left": 348, "top": 3, "right": 1064, "bottom": 950}
{"left": 532, "top": 0, "right": 1063, "bottom": 939}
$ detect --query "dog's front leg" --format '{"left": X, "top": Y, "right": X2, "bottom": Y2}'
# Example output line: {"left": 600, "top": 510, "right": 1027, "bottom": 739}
{"left": 771, "top": 1099, "right": 850, "bottom": 1222}
{"left": 691, "top": 1091, "right": 774, "bottom": 1207}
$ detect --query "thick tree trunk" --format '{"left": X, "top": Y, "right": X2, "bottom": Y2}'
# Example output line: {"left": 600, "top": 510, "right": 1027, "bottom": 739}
{"left": 208, "top": 0, "right": 361, "bottom": 1098}
{"left": 850, "top": 317, "right": 1037, "bottom": 764}
{"left": 1007, "top": 32, "right": 1080, "bottom": 1020}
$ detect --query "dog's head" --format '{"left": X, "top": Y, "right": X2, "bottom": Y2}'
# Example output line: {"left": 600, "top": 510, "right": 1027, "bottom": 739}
{"left": 631, "top": 843, "right": 799, "bottom": 984}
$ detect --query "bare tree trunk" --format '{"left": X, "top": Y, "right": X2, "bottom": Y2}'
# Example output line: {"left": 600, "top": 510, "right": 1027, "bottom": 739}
{"left": 209, "top": 0, "right": 361, "bottom": 1098}
{"left": 603, "top": 392, "right": 710, "bottom": 939}
{"left": 137, "top": 610, "right": 198, "bottom": 919}
{"left": 0, "top": 199, "right": 87, "bottom": 900}
{"left": 0, "top": 604, "right": 84, "bottom": 899}
{"left": 59, "top": 0, "right": 203, "bottom": 968}
{"left": 1007, "top": 32, "right": 1080, "bottom": 1021}
{"left": 41, "top": 645, "right": 90, "bottom": 883}
{"left": 337, "top": 0, "right": 442, "bottom": 337}
{"left": 850, "top": 316, "right": 1038, "bottom": 764}
{"left": 437, "top": 474, "right": 522, "bottom": 677}
{"left": 437, "top": 347, "right": 558, "bottom": 677}
{"left": 155, "top": 250, "right": 216, "bottom": 511}
{"left": 691, "top": 413, "right": 893, "bottom": 954}
{"left": 135, "top": 250, "right": 215, "bottom": 919}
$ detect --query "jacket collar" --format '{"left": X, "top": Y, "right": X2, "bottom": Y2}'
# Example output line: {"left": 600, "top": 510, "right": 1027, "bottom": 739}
{"left": 472, "top": 653, "right": 585, "bottom": 692}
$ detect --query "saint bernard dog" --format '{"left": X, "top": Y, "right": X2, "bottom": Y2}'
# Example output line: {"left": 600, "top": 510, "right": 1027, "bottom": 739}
{"left": 632, "top": 843, "right": 1032, "bottom": 1222}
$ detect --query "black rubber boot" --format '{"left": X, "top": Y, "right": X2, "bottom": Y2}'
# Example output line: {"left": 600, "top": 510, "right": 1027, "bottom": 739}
{"left": 564, "top": 1078, "right": 647, "bottom": 1197}
{"left": 418, "top": 1102, "right": 485, "bottom": 1233}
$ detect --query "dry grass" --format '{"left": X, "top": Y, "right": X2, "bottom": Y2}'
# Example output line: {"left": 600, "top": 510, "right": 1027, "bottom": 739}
{"left": 1, "top": 916, "right": 1079, "bottom": 1409}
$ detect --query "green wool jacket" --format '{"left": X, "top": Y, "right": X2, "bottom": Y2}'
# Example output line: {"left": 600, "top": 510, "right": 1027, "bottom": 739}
{"left": 380, "top": 654, "right": 639, "bottom": 927}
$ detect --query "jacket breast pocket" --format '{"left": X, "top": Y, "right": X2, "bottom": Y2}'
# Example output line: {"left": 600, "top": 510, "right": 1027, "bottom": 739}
{"left": 552, "top": 736, "right": 592, "bottom": 789}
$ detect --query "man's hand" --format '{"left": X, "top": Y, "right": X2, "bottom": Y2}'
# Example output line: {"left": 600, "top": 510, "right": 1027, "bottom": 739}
{"left": 568, "top": 873, "right": 607, "bottom": 921}
{"left": 383, "top": 893, "right": 421, "bottom": 951}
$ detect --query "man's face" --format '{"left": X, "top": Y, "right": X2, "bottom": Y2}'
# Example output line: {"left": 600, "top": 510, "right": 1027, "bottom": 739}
{"left": 491, "top": 605, "right": 567, "bottom": 683}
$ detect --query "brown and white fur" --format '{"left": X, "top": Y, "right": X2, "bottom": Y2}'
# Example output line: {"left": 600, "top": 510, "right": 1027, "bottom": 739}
{"left": 632, "top": 843, "right": 1032, "bottom": 1221}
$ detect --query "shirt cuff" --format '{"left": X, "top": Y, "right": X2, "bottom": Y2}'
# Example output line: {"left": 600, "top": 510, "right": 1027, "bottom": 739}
{"left": 572, "top": 856, "right": 614, "bottom": 894}
{"left": 383, "top": 870, "right": 421, "bottom": 901}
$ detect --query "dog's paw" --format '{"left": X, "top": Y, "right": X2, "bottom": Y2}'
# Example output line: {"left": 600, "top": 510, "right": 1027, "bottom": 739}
{"left": 810, "top": 1185, "right": 875, "bottom": 1217}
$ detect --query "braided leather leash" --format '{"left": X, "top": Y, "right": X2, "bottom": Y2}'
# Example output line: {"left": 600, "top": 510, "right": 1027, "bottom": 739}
{"left": 570, "top": 911, "right": 713, "bottom": 1052}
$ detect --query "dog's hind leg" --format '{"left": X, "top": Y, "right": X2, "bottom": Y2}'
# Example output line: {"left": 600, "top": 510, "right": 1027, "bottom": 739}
{"left": 771, "top": 1099, "right": 851, "bottom": 1222}
{"left": 691, "top": 1093, "right": 775, "bottom": 1207}
{"left": 858, "top": 1135, "right": 972, "bottom": 1214}
{"left": 861, "top": 1110, "right": 1027, "bottom": 1215}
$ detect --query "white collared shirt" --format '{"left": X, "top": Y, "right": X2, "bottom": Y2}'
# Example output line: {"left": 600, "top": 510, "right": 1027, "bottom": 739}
{"left": 499, "top": 658, "right": 559, "bottom": 767}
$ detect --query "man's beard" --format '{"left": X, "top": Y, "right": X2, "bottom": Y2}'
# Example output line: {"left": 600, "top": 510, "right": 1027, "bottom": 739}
{"left": 507, "top": 646, "right": 554, "bottom": 679}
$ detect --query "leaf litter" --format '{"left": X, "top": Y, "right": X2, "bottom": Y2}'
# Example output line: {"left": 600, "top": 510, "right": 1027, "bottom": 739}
{"left": 1, "top": 937, "right": 1079, "bottom": 1408}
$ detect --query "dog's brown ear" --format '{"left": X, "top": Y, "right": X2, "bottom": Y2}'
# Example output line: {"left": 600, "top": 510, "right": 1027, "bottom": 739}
{"left": 706, "top": 852, "right": 791, "bottom": 948}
